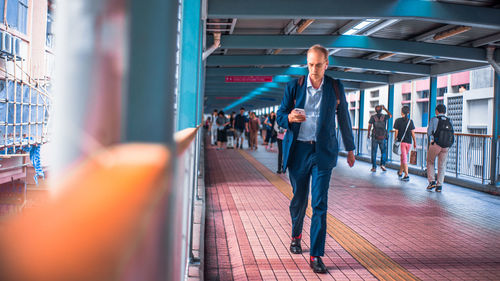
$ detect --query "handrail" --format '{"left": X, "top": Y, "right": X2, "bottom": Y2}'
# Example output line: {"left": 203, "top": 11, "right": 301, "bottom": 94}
{"left": 353, "top": 128, "right": 492, "bottom": 138}
{"left": 174, "top": 124, "right": 202, "bottom": 156}
{"left": 0, "top": 144, "right": 171, "bottom": 281}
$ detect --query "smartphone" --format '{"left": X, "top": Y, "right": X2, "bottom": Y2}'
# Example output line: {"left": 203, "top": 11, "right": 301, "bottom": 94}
{"left": 294, "top": 108, "right": 305, "bottom": 115}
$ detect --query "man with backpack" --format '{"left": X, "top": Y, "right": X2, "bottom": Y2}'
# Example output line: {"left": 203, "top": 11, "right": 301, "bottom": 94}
{"left": 367, "top": 105, "right": 392, "bottom": 172}
{"left": 426, "top": 104, "right": 454, "bottom": 192}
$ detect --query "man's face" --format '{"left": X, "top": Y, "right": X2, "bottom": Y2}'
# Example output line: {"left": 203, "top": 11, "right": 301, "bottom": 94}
{"left": 307, "top": 50, "right": 328, "bottom": 80}
{"left": 240, "top": 109, "right": 244, "bottom": 115}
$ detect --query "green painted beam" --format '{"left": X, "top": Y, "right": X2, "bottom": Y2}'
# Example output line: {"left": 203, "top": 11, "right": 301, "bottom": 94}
{"left": 213, "top": 35, "right": 497, "bottom": 63}
{"left": 207, "top": 55, "right": 430, "bottom": 75}
{"left": 206, "top": 67, "right": 389, "bottom": 83}
{"left": 208, "top": 0, "right": 500, "bottom": 29}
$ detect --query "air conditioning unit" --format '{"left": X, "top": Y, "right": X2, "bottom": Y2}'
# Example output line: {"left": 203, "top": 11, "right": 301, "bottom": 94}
{"left": 1, "top": 32, "right": 12, "bottom": 55}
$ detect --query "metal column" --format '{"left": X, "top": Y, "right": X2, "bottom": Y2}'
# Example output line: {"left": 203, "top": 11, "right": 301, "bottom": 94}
{"left": 428, "top": 76, "right": 438, "bottom": 122}
{"left": 125, "top": 0, "right": 180, "bottom": 280}
{"left": 490, "top": 73, "right": 500, "bottom": 185}
{"left": 387, "top": 84, "right": 395, "bottom": 131}
{"left": 124, "top": 0, "right": 179, "bottom": 144}
{"left": 357, "top": 89, "right": 365, "bottom": 155}
{"left": 178, "top": 0, "right": 203, "bottom": 130}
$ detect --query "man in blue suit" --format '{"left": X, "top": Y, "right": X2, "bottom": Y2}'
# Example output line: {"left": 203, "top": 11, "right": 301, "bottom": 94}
{"left": 277, "top": 45, "right": 356, "bottom": 273}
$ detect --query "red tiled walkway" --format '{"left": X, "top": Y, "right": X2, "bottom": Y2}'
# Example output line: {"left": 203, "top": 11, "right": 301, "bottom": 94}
{"left": 204, "top": 143, "right": 500, "bottom": 280}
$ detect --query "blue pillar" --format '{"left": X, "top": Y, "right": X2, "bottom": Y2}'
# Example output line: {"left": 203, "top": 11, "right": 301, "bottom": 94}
{"left": 387, "top": 84, "right": 394, "bottom": 131}
{"left": 178, "top": 0, "right": 203, "bottom": 130}
{"left": 490, "top": 73, "right": 500, "bottom": 185}
{"left": 428, "top": 76, "right": 437, "bottom": 123}
{"left": 357, "top": 89, "right": 365, "bottom": 155}
{"left": 124, "top": 0, "right": 179, "bottom": 144}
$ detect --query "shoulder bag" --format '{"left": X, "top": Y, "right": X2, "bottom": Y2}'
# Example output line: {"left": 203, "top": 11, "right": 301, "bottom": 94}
{"left": 392, "top": 119, "right": 411, "bottom": 155}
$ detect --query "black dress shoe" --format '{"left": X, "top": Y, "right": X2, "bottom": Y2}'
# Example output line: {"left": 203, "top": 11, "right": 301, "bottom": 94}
{"left": 290, "top": 238, "right": 302, "bottom": 254}
{"left": 310, "top": 256, "right": 327, "bottom": 273}
{"left": 276, "top": 170, "right": 282, "bottom": 174}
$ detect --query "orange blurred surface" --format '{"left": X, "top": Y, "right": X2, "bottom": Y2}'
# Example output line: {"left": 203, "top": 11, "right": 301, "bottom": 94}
{"left": 0, "top": 144, "right": 170, "bottom": 281}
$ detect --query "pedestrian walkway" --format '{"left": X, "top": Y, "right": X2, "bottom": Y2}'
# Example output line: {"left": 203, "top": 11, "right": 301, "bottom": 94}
{"left": 204, "top": 144, "right": 500, "bottom": 280}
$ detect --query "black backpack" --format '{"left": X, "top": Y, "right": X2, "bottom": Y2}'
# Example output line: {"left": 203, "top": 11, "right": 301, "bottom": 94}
{"left": 434, "top": 116, "right": 454, "bottom": 148}
{"left": 372, "top": 115, "right": 387, "bottom": 140}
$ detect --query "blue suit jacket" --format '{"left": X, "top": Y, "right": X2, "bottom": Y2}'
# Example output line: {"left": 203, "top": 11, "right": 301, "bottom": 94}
{"left": 276, "top": 75, "right": 356, "bottom": 171}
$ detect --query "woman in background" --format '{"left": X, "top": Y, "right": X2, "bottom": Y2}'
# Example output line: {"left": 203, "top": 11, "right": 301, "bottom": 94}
{"left": 393, "top": 105, "right": 416, "bottom": 181}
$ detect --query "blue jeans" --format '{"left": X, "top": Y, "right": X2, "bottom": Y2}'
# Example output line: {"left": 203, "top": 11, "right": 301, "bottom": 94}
{"left": 371, "top": 139, "right": 387, "bottom": 168}
{"left": 288, "top": 141, "right": 333, "bottom": 257}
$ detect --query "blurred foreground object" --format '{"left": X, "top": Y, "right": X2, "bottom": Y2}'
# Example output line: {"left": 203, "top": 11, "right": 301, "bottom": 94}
{"left": 0, "top": 143, "right": 170, "bottom": 281}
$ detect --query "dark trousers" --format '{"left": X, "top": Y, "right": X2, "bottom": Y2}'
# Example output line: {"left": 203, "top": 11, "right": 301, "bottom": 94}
{"left": 277, "top": 139, "right": 283, "bottom": 171}
{"left": 288, "top": 142, "right": 333, "bottom": 257}
{"left": 371, "top": 139, "right": 387, "bottom": 168}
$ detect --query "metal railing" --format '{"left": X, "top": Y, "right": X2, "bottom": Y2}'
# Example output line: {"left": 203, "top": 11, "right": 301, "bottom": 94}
{"left": 339, "top": 128, "right": 494, "bottom": 185}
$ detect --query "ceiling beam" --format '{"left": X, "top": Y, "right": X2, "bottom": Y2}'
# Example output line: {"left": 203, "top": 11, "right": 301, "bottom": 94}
{"left": 215, "top": 35, "right": 496, "bottom": 63}
{"left": 206, "top": 67, "right": 389, "bottom": 83}
{"left": 208, "top": 0, "right": 500, "bottom": 29}
{"left": 472, "top": 32, "right": 500, "bottom": 48}
{"left": 207, "top": 55, "right": 430, "bottom": 75}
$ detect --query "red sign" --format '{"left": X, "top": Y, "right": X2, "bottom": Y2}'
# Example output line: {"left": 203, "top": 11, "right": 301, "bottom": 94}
{"left": 225, "top": 76, "right": 273, "bottom": 83}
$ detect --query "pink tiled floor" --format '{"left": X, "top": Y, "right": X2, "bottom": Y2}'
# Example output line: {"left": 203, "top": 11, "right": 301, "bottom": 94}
{"left": 248, "top": 142, "right": 500, "bottom": 281}
{"left": 205, "top": 137, "right": 500, "bottom": 280}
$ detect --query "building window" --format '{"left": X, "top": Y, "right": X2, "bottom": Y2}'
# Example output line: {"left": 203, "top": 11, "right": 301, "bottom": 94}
{"left": 469, "top": 128, "right": 487, "bottom": 135}
{"left": 402, "top": 93, "right": 411, "bottom": 101}
{"left": 46, "top": 4, "right": 54, "bottom": 48}
{"left": 6, "top": 0, "right": 28, "bottom": 34}
{"left": 437, "top": 87, "right": 447, "bottom": 97}
{"left": 350, "top": 101, "right": 356, "bottom": 108}
{"left": 370, "top": 90, "right": 379, "bottom": 98}
{"left": 452, "top": 83, "right": 470, "bottom": 93}
{"left": 417, "top": 90, "right": 429, "bottom": 99}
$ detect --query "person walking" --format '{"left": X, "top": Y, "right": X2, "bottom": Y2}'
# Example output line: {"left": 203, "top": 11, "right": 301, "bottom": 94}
{"left": 367, "top": 105, "right": 392, "bottom": 172}
{"left": 216, "top": 111, "right": 229, "bottom": 150}
{"left": 277, "top": 44, "right": 356, "bottom": 274}
{"left": 393, "top": 106, "right": 416, "bottom": 181}
{"left": 426, "top": 104, "right": 454, "bottom": 192}
{"left": 210, "top": 109, "right": 218, "bottom": 146}
{"left": 248, "top": 112, "right": 260, "bottom": 150}
{"left": 275, "top": 122, "right": 286, "bottom": 174}
{"left": 233, "top": 108, "right": 248, "bottom": 149}
{"left": 265, "top": 112, "right": 278, "bottom": 151}
{"left": 261, "top": 114, "right": 268, "bottom": 145}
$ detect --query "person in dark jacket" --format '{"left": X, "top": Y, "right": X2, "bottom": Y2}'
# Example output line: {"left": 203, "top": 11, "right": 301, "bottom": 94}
{"left": 276, "top": 44, "right": 356, "bottom": 274}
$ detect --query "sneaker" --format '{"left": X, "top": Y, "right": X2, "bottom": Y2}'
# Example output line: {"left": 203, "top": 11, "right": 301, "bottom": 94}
{"left": 380, "top": 165, "right": 387, "bottom": 171}
{"left": 426, "top": 181, "right": 436, "bottom": 190}
{"left": 397, "top": 171, "right": 403, "bottom": 177}
{"left": 401, "top": 176, "right": 410, "bottom": 181}
{"left": 370, "top": 168, "right": 376, "bottom": 172}
{"left": 435, "top": 186, "right": 442, "bottom": 192}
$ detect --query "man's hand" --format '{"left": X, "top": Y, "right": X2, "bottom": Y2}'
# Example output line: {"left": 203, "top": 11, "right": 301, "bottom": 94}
{"left": 288, "top": 109, "right": 306, "bottom": 123}
{"left": 347, "top": 151, "right": 355, "bottom": 167}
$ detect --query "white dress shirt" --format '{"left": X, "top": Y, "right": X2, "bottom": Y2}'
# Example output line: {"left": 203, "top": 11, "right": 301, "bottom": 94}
{"left": 297, "top": 75, "right": 323, "bottom": 142}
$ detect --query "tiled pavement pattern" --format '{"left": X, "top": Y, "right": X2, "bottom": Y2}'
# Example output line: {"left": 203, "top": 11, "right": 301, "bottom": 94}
{"left": 246, "top": 145, "right": 500, "bottom": 280}
{"left": 205, "top": 142, "right": 500, "bottom": 280}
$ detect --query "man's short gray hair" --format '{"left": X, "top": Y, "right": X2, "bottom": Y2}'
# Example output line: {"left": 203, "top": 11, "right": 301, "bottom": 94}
{"left": 307, "top": 44, "right": 329, "bottom": 61}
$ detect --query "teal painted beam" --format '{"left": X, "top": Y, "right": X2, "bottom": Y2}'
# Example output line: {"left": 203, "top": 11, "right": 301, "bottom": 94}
{"left": 429, "top": 76, "right": 437, "bottom": 123}
{"left": 208, "top": 0, "right": 500, "bottom": 29}
{"left": 207, "top": 55, "right": 430, "bottom": 75}
{"left": 490, "top": 73, "right": 500, "bottom": 185}
{"left": 205, "top": 79, "right": 361, "bottom": 89}
{"left": 388, "top": 84, "right": 394, "bottom": 132}
{"left": 357, "top": 90, "right": 365, "bottom": 155}
{"left": 178, "top": 0, "right": 203, "bottom": 130}
{"left": 206, "top": 67, "right": 389, "bottom": 83}
{"left": 214, "top": 35, "right": 497, "bottom": 63}
{"left": 125, "top": 0, "right": 178, "bottom": 144}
